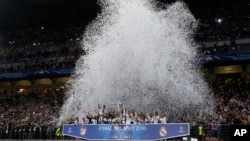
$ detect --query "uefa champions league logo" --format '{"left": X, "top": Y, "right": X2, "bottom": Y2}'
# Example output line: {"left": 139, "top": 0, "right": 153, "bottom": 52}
{"left": 68, "top": 127, "right": 72, "bottom": 133}
{"left": 178, "top": 126, "right": 185, "bottom": 133}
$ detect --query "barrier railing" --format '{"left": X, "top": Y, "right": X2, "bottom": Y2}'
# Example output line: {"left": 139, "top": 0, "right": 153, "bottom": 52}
{"left": 0, "top": 124, "right": 232, "bottom": 140}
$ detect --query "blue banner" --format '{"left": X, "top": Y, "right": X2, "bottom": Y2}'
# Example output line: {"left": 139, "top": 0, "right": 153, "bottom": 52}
{"left": 2, "top": 52, "right": 250, "bottom": 80}
{"left": 63, "top": 123, "right": 189, "bottom": 140}
{"left": 0, "top": 68, "right": 75, "bottom": 79}
{"left": 201, "top": 52, "right": 250, "bottom": 63}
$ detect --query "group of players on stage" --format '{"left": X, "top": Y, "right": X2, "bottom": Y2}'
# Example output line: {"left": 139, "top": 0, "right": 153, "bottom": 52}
{"left": 67, "top": 103, "right": 168, "bottom": 125}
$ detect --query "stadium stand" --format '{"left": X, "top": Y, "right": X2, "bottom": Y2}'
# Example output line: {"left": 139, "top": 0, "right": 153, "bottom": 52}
{"left": 0, "top": 0, "right": 250, "bottom": 140}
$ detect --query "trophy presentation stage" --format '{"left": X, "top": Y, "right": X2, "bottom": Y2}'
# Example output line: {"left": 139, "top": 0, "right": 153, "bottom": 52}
{"left": 63, "top": 123, "right": 189, "bottom": 140}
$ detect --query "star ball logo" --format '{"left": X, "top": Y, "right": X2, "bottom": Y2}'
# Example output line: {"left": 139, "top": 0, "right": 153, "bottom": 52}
{"left": 178, "top": 126, "right": 185, "bottom": 133}
{"left": 159, "top": 126, "right": 167, "bottom": 137}
{"left": 67, "top": 127, "right": 72, "bottom": 133}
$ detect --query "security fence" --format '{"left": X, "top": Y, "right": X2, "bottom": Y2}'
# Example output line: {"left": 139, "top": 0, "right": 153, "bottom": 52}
{"left": 0, "top": 125, "right": 72, "bottom": 140}
{"left": 0, "top": 124, "right": 230, "bottom": 140}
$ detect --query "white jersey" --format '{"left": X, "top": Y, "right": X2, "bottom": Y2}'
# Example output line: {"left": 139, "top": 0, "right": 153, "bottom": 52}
{"left": 159, "top": 117, "right": 167, "bottom": 124}
{"left": 74, "top": 120, "right": 80, "bottom": 124}
{"left": 125, "top": 117, "right": 132, "bottom": 124}
{"left": 122, "top": 116, "right": 126, "bottom": 124}
{"left": 152, "top": 115, "right": 160, "bottom": 124}
{"left": 98, "top": 116, "right": 104, "bottom": 124}
{"left": 91, "top": 119, "right": 97, "bottom": 124}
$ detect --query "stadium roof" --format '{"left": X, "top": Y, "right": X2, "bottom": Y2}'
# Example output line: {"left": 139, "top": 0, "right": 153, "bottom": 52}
{"left": 0, "top": 0, "right": 248, "bottom": 30}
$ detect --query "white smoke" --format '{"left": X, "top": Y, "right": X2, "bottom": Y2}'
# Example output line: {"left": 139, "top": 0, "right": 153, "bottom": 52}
{"left": 58, "top": 0, "right": 214, "bottom": 124}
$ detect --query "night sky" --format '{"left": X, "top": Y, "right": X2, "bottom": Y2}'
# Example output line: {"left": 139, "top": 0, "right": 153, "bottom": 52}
{"left": 0, "top": 0, "right": 98, "bottom": 30}
{"left": 0, "top": 0, "right": 248, "bottom": 30}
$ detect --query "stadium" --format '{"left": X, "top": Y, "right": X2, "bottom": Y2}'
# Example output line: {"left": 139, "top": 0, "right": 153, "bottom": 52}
{"left": 0, "top": 0, "right": 250, "bottom": 141}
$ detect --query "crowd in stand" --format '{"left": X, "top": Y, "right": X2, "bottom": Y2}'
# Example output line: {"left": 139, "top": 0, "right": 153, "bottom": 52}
{"left": 0, "top": 76, "right": 249, "bottom": 128}
{"left": 0, "top": 76, "right": 248, "bottom": 141}
{"left": 192, "top": 1, "right": 250, "bottom": 42}
{"left": 1, "top": 27, "right": 250, "bottom": 74}
{"left": 63, "top": 76, "right": 250, "bottom": 126}
{"left": 0, "top": 24, "right": 85, "bottom": 74}
{"left": 0, "top": 89, "right": 64, "bottom": 127}
{"left": 0, "top": 1, "right": 250, "bottom": 74}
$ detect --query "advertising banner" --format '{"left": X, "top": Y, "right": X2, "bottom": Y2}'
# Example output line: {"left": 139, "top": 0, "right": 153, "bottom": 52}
{"left": 63, "top": 123, "right": 189, "bottom": 140}
{"left": 202, "top": 52, "right": 250, "bottom": 63}
{"left": 0, "top": 68, "right": 74, "bottom": 79}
